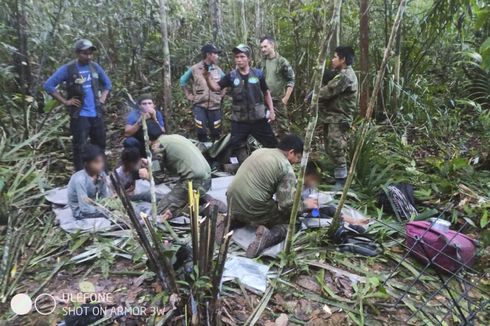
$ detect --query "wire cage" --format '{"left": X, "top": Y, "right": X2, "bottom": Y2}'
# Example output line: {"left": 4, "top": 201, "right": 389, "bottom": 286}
{"left": 373, "top": 216, "right": 488, "bottom": 325}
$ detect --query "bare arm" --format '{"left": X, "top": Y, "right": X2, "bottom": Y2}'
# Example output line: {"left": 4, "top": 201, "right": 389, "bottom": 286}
{"left": 99, "top": 89, "right": 110, "bottom": 104}
{"left": 124, "top": 116, "right": 143, "bottom": 137}
{"left": 182, "top": 86, "right": 194, "bottom": 102}
{"left": 51, "top": 89, "right": 81, "bottom": 107}
{"left": 264, "top": 90, "right": 276, "bottom": 121}
{"left": 282, "top": 86, "right": 294, "bottom": 105}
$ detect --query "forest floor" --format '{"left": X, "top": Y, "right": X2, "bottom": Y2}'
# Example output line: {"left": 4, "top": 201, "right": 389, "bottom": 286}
{"left": 1, "top": 106, "right": 489, "bottom": 326}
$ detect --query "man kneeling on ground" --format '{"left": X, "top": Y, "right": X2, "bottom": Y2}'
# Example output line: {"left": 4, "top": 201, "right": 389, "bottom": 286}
{"left": 68, "top": 144, "right": 110, "bottom": 219}
{"left": 150, "top": 130, "right": 212, "bottom": 219}
{"left": 226, "top": 134, "right": 318, "bottom": 257}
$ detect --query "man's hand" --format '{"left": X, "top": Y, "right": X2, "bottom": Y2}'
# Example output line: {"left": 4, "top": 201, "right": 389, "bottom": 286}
{"left": 138, "top": 168, "right": 149, "bottom": 180}
{"left": 64, "top": 98, "right": 81, "bottom": 107}
{"left": 268, "top": 108, "right": 276, "bottom": 123}
{"left": 157, "top": 209, "right": 173, "bottom": 223}
{"left": 303, "top": 198, "right": 319, "bottom": 209}
{"left": 99, "top": 93, "right": 108, "bottom": 104}
{"left": 186, "top": 94, "right": 195, "bottom": 102}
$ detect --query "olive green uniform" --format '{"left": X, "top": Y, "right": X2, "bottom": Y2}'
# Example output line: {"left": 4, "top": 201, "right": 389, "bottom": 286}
{"left": 153, "top": 134, "right": 212, "bottom": 215}
{"left": 318, "top": 66, "right": 358, "bottom": 179}
{"left": 227, "top": 148, "right": 298, "bottom": 232}
{"left": 260, "top": 53, "right": 295, "bottom": 137}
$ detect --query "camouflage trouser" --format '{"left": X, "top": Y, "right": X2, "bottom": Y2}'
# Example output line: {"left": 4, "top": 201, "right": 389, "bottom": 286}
{"left": 229, "top": 199, "right": 289, "bottom": 236}
{"left": 324, "top": 122, "right": 350, "bottom": 179}
{"left": 272, "top": 99, "right": 290, "bottom": 138}
{"left": 157, "top": 177, "right": 211, "bottom": 216}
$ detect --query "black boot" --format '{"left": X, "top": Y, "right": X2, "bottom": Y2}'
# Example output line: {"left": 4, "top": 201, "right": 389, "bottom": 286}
{"left": 334, "top": 178, "right": 346, "bottom": 191}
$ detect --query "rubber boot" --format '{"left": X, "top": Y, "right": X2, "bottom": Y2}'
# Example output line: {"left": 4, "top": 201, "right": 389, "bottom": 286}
{"left": 334, "top": 178, "right": 346, "bottom": 191}
{"left": 246, "top": 225, "right": 287, "bottom": 258}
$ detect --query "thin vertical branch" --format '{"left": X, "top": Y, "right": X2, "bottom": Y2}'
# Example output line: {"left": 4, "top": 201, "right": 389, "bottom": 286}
{"left": 158, "top": 0, "right": 172, "bottom": 132}
{"left": 328, "top": 0, "right": 408, "bottom": 236}
{"left": 284, "top": 0, "right": 343, "bottom": 256}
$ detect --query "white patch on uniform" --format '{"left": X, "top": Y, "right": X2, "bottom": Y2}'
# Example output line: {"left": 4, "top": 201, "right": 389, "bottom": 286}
{"left": 233, "top": 78, "right": 240, "bottom": 86}
{"left": 249, "top": 77, "right": 259, "bottom": 84}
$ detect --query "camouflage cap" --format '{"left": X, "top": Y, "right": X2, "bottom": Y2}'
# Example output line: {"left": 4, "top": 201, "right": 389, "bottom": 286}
{"left": 74, "top": 39, "right": 96, "bottom": 52}
{"left": 232, "top": 44, "right": 251, "bottom": 57}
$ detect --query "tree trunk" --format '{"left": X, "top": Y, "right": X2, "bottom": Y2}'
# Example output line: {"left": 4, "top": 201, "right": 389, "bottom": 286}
{"left": 328, "top": 0, "right": 408, "bottom": 236}
{"left": 359, "top": 0, "right": 369, "bottom": 117}
{"left": 12, "top": 0, "right": 32, "bottom": 94}
{"left": 209, "top": 0, "right": 223, "bottom": 43}
{"left": 159, "top": 0, "right": 172, "bottom": 132}
{"left": 240, "top": 0, "right": 248, "bottom": 43}
{"left": 255, "top": 0, "right": 263, "bottom": 38}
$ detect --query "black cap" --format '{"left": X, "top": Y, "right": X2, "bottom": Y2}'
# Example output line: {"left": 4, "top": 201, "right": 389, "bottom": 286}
{"left": 201, "top": 44, "right": 221, "bottom": 55}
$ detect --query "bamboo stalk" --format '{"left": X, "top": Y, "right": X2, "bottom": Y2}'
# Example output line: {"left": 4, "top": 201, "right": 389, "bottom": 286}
{"left": 284, "top": 0, "right": 343, "bottom": 256}
{"left": 140, "top": 213, "right": 179, "bottom": 293}
{"left": 212, "top": 230, "right": 233, "bottom": 301}
{"left": 141, "top": 117, "right": 178, "bottom": 240}
{"left": 328, "top": 0, "right": 408, "bottom": 236}
{"left": 110, "top": 172, "right": 168, "bottom": 289}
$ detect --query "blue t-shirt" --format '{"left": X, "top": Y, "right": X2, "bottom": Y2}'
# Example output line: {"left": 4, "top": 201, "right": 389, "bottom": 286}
{"left": 44, "top": 61, "right": 112, "bottom": 117}
{"left": 126, "top": 109, "right": 165, "bottom": 128}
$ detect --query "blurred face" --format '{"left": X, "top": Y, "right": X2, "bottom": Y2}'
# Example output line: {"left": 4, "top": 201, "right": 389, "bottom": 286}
{"left": 206, "top": 52, "right": 219, "bottom": 64}
{"left": 86, "top": 155, "right": 105, "bottom": 174}
{"left": 331, "top": 52, "right": 345, "bottom": 70}
{"left": 286, "top": 150, "right": 302, "bottom": 164}
{"left": 234, "top": 53, "right": 250, "bottom": 69}
{"left": 260, "top": 40, "right": 274, "bottom": 57}
{"left": 77, "top": 50, "right": 94, "bottom": 64}
{"left": 304, "top": 174, "right": 320, "bottom": 188}
{"left": 139, "top": 99, "right": 155, "bottom": 113}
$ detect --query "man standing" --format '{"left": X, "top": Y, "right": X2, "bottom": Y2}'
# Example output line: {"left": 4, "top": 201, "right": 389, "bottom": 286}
{"left": 260, "top": 36, "right": 295, "bottom": 138}
{"left": 44, "top": 39, "right": 112, "bottom": 171}
{"left": 318, "top": 46, "right": 358, "bottom": 188}
{"left": 123, "top": 94, "right": 165, "bottom": 156}
{"left": 206, "top": 44, "right": 277, "bottom": 161}
{"left": 179, "top": 44, "right": 224, "bottom": 142}
{"left": 226, "top": 135, "right": 317, "bottom": 258}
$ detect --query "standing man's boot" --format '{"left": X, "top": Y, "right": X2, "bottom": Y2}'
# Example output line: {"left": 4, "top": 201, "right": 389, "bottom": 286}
{"left": 334, "top": 177, "right": 346, "bottom": 191}
{"left": 246, "top": 224, "right": 287, "bottom": 258}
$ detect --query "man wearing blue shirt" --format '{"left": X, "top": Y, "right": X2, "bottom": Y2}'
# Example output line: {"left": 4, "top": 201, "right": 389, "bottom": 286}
{"left": 179, "top": 44, "right": 225, "bottom": 142}
{"left": 44, "top": 39, "right": 112, "bottom": 171}
{"left": 123, "top": 94, "right": 165, "bottom": 157}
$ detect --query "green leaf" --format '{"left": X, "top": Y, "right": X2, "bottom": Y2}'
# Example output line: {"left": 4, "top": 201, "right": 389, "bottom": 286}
{"left": 480, "top": 210, "right": 489, "bottom": 228}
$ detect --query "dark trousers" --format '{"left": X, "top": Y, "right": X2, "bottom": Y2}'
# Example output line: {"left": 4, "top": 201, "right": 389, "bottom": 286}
{"left": 70, "top": 116, "right": 106, "bottom": 171}
{"left": 229, "top": 119, "right": 278, "bottom": 152}
{"left": 193, "top": 105, "right": 222, "bottom": 142}
{"left": 123, "top": 137, "right": 146, "bottom": 157}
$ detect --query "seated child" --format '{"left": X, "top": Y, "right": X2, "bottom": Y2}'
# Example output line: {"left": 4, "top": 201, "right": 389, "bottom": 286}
{"left": 301, "top": 162, "right": 321, "bottom": 201}
{"left": 115, "top": 147, "right": 152, "bottom": 202}
{"left": 67, "top": 144, "right": 110, "bottom": 219}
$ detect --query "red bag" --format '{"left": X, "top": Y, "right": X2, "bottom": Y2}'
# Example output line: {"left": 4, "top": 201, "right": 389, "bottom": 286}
{"left": 405, "top": 221, "right": 477, "bottom": 273}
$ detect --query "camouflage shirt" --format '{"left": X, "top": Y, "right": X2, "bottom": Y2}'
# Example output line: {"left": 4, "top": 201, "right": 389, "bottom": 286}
{"left": 260, "top": 53, "right": 295, "bottom": 100}
{"left": 318, "top": 66, "right": 358, "bottom": 124}
{"left": 153, "top": 134, "right": 211, "bottom": 181}
{"left": 227, "top": 148, "right": 298, "bottom": 224}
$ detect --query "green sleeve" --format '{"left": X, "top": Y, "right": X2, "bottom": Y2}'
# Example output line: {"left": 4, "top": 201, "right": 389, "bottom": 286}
{"left": 282, "top": 58, "right": 295, "bottom": 88}
{"left": 276, "top": 166, "right": 297, "bottom": 213}
{"left": 318, "top": 73, "right": 350, "bottom": 101}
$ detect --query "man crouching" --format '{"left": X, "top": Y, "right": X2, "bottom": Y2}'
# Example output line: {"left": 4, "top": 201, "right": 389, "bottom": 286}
{"left": 226, "top": 135, "right": 318, "bottom": 258}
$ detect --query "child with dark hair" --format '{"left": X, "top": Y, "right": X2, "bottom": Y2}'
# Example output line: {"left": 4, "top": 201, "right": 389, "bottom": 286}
{"left": 318, "top": 45, "right": 358, "bottom": 189}
{"left": 302, "top": 162, "right": 321, "bottom": 201}
{"left": 67, "top": 144, "right": 110, "bottom": 219}
{"left": 115, "top": 147, "right": 151, "bottom": 201}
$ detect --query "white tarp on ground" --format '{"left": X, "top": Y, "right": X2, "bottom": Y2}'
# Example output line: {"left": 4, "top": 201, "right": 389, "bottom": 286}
{"left": 222, "top": 256, "right": 270, "bottom": 293}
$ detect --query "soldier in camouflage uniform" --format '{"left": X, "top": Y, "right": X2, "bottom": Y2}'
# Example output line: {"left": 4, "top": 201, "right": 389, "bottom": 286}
{"left": 150, "top": 133, "right": 212, "bottom": 219}
{"left": 318, "top": 46, "right": 358, "bottom": 188}
{"left": 226, "top": 135, "right": 318, "bottom": 258}
{"left": 259, "top": 36, "right": 295, "bottom": 138}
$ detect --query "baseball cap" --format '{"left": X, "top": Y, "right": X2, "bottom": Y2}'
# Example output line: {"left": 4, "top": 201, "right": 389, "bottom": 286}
{"left": 201, "top": 44, "right": 221, "bottom": 54}
{"left": 232, "top": 44, "right": 251, "bottom": 56}
{"left": 74, "top": 39, "right": 97, "bottom": 52}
